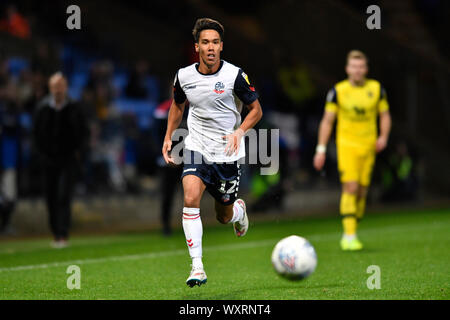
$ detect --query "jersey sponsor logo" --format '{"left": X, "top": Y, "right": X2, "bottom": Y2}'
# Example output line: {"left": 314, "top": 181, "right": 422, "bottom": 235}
{"left": 214, "top": 81, "right": 225, "bottom": 94}
{"left": 353, "top": 106, "right": 366, "bottom": 115}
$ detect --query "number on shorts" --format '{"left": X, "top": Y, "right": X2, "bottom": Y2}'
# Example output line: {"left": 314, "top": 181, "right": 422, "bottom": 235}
{"left": 226, "top": 180, "right": 238, "bottom": 194}
{"left": 219, "top": 179, "right": 238, "bottom": 194}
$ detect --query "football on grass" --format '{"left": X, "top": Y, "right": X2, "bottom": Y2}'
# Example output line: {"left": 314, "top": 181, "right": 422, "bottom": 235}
{"left": 271, "top": 235, "right": 317, "bottom": 280}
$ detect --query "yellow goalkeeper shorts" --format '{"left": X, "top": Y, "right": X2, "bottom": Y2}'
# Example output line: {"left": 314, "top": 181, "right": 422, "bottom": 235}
{"left": 337, "top": 143, "right": 375, "bottom": 186}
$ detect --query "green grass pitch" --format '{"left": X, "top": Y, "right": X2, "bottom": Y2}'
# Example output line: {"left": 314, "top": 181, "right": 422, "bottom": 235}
{"left": 0, "top": 208, "right": 449, "bottom": 300}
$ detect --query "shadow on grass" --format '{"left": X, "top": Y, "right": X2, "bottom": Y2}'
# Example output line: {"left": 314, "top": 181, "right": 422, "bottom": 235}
{"left": 338, "top": 247, "right": 385, "bottom": 254}
{"left": 181, "top": 282, "right": 343, "bottom": 300}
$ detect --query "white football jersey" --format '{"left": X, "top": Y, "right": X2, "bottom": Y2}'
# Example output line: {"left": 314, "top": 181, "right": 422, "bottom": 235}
{"left": 173, "top": 60, "right": 258, "bottom": 163}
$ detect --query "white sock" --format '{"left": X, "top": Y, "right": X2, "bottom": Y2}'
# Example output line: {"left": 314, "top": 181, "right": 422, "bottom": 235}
{"left": 344, "top": 234, "right": 356, "bottom": 241}
{"left": 229, "top": 200, "right": 244, "bottom": 224}
{"left": 182, "top": 207, "right": 203, "bottom": 267}
{"left": 192, "top": 257, "right": 203, "bottom": 269}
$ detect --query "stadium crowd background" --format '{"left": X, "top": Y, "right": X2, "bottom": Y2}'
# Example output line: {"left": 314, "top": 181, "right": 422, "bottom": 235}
{"left": 0, "top": 0, "right": 449, "bottom": 236}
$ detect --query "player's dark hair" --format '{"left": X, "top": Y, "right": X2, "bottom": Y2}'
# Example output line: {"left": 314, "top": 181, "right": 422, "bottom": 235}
{"left": 192, "top": 18, "right": 224, "bottom": 43}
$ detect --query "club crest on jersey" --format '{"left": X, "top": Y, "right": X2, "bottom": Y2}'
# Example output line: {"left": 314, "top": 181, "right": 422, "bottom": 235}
{"left": 214, "top": 81, "right": 225, "bottom": 94}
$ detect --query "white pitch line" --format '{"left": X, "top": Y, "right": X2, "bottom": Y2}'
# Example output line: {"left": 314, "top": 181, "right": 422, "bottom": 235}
{"left": 0, "top": 239, "right": 279, "bottom": 273}
{"left": 0, "top": 221, "right": 445, "bottom": 273}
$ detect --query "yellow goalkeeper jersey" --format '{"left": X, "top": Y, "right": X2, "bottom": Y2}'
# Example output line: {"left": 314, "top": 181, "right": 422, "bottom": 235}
{"left": 325, "top": 79, "right": 389, "bottom": 149}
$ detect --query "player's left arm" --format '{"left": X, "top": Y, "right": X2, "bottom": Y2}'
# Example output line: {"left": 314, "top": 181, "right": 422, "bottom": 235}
{"left": 224, "top": 70, "right": 263, "bottom": 156}
{"left": 376, "top": 86, "right": 392, "bottom": 153}
{"left": 224, "top": 99, "right": 263, "bottom": 156}
{"left": 239, "top": 99, "right": 263, "bottom": 133}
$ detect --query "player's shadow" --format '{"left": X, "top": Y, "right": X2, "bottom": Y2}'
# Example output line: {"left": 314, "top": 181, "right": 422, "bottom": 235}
{"left": 296, "top": 283, "right": 342, "bottom": 290}
{"left": 183, "top": 283, "right": 342, "bottom": 300}
{"left": 340, "top": 247, "right": 382, "bottom": 254}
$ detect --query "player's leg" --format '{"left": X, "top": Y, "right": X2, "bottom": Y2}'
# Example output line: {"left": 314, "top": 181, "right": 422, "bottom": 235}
{"left": 45, "top": 163, "right": 61, "bottom": 244}
{"left": 356, "top": 185, "right": 368, "bottom": 222}
{"left": 181, "top": 174, "right": 207, "bottom": 287}
{"left": 341, "top": 181, "right": 359, "bottom": 238}
{"left": 356, "top": 151, "right": 375, "bottom": 222}
{"left": 340, "top": 181, "right": 363, "bottom": 250}
{"left": 214, "top": 201, "right": 233, "bottom": 224}
{"left": 210, "top": 162, "right": 248, "bottom": 236}
{"left": 338, "top": 145, "right": 362, "bottom": 250}
{"left": 57, "top": 161, "right": 76, "bottom": 246}
{"left": 214, "top": 197, "right": 248, "bottom": 237}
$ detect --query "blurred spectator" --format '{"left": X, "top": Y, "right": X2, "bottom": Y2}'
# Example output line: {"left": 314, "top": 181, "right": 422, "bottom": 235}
{"left": 33, "top": 73, "right": 89, "bottom": 247}
{"left": 16, "top": 68, "right": 33, "bottom": 103}
{"left": 79, "top": 61, "right": 128, "bottom": 192}
{"left": 85, "top": 61, "right": 115, "bottom": 120}
{"left": 125, "top": 59, "right": 150, "bottom": 99}
{"left": 278, "top": 59, "right": 316, "bottom": 110}
{"left": 31, "top": 42, "right": 61, "bottom": 77}
{"left": 0, "top": 69, "right": 21, "bottom": 235}
{"left": 89, "top": 101, "right": 126, "bottom": 192}
{"left": 122, "top": 113, "right": 140, "bottom": 193}
{"left": 153, "top": 84, "right": 184, "bottom": 236}
{"left": 22, "top": 71, "right": 48, "bottom": 114}
{"left": 0, "top": 4, "right": 31, "bottom": 39}
{"left": 276, "top": 56, "right": 321, "bottom": 185}
{"left": 0, "top": 59, "right": 8, "bottom": 88}
{"left": 381, "top": 141, "right": 419, "bottom": 202}
{"left": 249, "top": 119, "right": 287, "bottom": 213}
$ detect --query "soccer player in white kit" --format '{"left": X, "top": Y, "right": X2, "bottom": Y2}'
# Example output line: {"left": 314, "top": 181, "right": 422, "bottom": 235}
{"left": 162, "top": 18, "right": 263, "bottom": 287}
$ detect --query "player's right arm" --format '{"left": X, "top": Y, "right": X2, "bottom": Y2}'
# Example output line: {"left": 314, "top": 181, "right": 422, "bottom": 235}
{"left": 313, "top": 88, "right": 338, "bottom": 171}
{"left": 162, "top": 72, "right": 186, "bottom": 165}
{"left": 162, "top": 99, "right": 185, "bottom": 165}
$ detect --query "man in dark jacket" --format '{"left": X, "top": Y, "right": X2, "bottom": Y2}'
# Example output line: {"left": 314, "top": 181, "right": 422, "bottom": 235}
{"left": 33, "top": 72, "right": 88, "bottom": 248}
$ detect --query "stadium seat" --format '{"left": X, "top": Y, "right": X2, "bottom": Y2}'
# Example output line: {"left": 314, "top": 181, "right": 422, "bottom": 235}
{"left": 7, "top": 57, "right": 29, "bottom": 79}
{"left": 114, "top": 98, "right": 157, "bottom": 130}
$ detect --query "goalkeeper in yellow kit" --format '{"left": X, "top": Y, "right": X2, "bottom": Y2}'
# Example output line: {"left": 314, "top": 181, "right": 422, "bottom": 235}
{"left": 314, "top": 50, "right": 392, "bottom": 251}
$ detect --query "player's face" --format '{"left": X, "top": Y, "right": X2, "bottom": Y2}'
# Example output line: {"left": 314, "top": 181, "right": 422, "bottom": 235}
{"left": 346, "top": 58, "right": 368, "bottom": 84}
{"left": 195, "top": 29, "right": 223, "bottom": 68}
{"left": 49, "top": 78, "right": 68, "bottom": 104}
